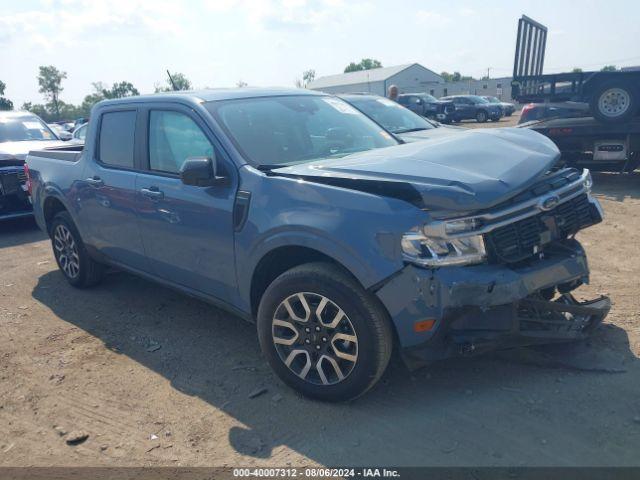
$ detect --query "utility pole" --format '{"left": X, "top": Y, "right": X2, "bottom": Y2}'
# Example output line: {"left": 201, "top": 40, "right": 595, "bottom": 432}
{"left": 486, "top": 67, "right": 492, "bottom": 79}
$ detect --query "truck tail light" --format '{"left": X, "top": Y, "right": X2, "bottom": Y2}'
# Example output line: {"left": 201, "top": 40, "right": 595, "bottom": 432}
{"left": 521, "top": 103, "right": 535, "bottom": 116}
{"left": 23, "top": 163, "right": 32, "bottom": 196}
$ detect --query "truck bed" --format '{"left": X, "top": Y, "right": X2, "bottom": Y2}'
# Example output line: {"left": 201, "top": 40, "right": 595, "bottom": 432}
{"left": 28, "top": 144, "right": 84, "bottom": 163}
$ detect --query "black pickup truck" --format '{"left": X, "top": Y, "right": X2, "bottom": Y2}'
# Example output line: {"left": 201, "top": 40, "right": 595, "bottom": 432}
{"left": 397, "top": 93, "right": 456, "bottom": 123}
{"left": 0, "top": 110, "right": 65, "bottom": 220}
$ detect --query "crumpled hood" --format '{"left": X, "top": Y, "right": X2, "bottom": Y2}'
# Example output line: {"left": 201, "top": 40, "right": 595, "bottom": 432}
{"left": 398, "top": 124, "right": 465, "bottom": 143}
{"left": 0, "top": 140, "right": 66, "bottom": 163}
{"left": 272, "top": 128, "right": 560, "bottom": 212}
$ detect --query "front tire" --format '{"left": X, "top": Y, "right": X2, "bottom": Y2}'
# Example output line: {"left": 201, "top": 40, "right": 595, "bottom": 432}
{"left": 257, "top": 263, "right": 393, "bottom": 402}
{"left": 50, "top": 211, "right": 104, "bottom": 288}
{"left": 476, "top": 110, "right": 488, "bottom": 122}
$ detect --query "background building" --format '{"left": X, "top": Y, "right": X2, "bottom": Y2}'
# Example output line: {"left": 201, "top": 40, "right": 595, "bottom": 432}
{"left": 307, "top": 63, "right": 443, "bottom": 97}
{"left": 308, "top": 63, "right": 514, "bottom": 101}
{"left": 429, "top": 77, "right": 513, "bottom": 100}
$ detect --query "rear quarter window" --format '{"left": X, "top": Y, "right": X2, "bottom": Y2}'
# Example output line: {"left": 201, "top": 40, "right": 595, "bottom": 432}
{"left": 98, "top": 110, "right": 137, "bottom": 168}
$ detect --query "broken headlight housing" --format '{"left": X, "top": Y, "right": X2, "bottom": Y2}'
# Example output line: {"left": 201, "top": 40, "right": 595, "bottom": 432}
{"left": 401, "top": 227, "right": 486, "bottom": 267}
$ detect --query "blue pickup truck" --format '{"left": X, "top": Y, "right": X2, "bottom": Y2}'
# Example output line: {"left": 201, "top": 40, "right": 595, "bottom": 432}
{"left": 25, "top": 88, "right": 610, "bottom": 401}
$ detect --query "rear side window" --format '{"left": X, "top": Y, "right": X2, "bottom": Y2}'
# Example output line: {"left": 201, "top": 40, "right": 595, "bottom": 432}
{"left": 98, "top": 111, "right": 136, "bottom": 168}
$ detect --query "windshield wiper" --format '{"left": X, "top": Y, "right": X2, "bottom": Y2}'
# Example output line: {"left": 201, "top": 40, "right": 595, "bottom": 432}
{"left": 256, "top": 164, "right": 291, "bottom": 171}
{"left": 394, "top": 127, "right": 430, "bottom": 134}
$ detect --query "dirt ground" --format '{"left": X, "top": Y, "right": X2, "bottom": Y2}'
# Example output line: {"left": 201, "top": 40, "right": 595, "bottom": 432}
{"left": 1, "top": 114, "right": 640, "bottom": 467}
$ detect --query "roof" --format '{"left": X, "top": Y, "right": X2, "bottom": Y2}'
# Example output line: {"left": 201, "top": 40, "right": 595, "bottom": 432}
{"left": 97, "top": 87, "right": 325, "bottom": 108}
{"left": 0, "top": 110, "right": 38, "bottom": 119}
{"left": 308, "top": 63, "right": 443, "bottom": 89}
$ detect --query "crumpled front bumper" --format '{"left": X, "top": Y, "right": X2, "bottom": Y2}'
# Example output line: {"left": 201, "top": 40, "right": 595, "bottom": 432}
{"left": 374, "top": 240, "right": 610, "bottom": 368}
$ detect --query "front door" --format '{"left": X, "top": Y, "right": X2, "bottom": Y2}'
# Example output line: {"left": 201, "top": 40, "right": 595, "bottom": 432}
{"left": 134, "top": 107, "right": 238, "bottom": 302}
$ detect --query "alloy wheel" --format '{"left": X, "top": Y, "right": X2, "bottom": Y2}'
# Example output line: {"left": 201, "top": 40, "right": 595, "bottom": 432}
{"left": 53, "top": 224, "right": 80, "bottom": 278}
{"left": 272, "top": 292, "right": 358, "bottom": 386}
{"left": 598, "top": 88, "right": 631, "bottom": 117}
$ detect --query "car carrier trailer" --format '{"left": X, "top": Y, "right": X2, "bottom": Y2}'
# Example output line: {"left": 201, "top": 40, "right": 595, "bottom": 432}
{"left": 513, "top": 15, "right": 640, "bottom": 172}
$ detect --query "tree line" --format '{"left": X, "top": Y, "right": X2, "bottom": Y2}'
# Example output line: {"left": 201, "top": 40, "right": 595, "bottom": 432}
{"left": 0, "top": 66, "right": 192, "bottom": 122}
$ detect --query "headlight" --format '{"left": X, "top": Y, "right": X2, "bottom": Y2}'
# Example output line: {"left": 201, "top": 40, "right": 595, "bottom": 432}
{"left": 401, "top": 228, "right": 486, "bottom": 267}
{"left": 583, "top": 171, "right": 593, "bottom": 192}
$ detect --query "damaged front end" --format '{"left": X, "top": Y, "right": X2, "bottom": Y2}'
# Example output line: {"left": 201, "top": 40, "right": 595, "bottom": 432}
{"left": 374, "top": 169, "right": 611, "bottom": 369}
{"left": 404, "top": 292, "right": 610, "bottom": 370}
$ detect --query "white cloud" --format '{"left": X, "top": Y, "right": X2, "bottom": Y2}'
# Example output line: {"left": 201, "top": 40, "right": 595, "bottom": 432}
{"left": 203, "top": 0, "right": 371, "bottom": 32}
{"left": 0, "top": 0, "right": 186, "bottom": 49}
{"left": 415, "top": 10, "right": 450, "bottom": 25}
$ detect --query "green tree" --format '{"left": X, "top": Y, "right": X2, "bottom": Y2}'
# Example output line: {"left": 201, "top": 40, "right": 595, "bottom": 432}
{"left": 440, "top": 71, "right": 475, "bottom": 83}
{"left": 0, "top": 80, "right": 13, "bottom": 111}
{"left": 572, "top": 67, "right": 583, "bottom": 73}
{"left": 37, "top": 65, "right": 67, "bottom": 120}
{"left": 156, "top": 71, "right": 192, "bottom": 92}
{"left": 237, "top": 80, "right": 248, "bottom": 87}
{"left": 344, "top": 58, "right": 383, "bottom": 73}
{"left": 102, "top": 81, "right": 139, "bottom": 99}
{"left": 601, "top": 65, "right": 617, "bottom": 72}
{"left": 295, "top": 69, "right": 316, "bottom": 88}
{"left": 440, "top": 71, "right": 453, "bottom": 82}
{"left": 21, "top": 102, "right": 50, "bottom": 120}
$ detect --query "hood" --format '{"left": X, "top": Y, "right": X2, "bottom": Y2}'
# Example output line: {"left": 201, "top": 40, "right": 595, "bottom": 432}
{"left": 272, "top": 128, "right": 560, "bottom": 212}
{"left": 398, "top": 125, "right": 465, "bottom": 143}
{"left": 0, "top": 140, "right": 66, "bottom": 163}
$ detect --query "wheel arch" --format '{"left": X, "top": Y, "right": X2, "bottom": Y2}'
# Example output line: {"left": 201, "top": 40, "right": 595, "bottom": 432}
{"left": 249, "top": 245, "right": 361, "bottom": 319}
{"left": 42, "top": 195, "right": 70, "bottom": 236}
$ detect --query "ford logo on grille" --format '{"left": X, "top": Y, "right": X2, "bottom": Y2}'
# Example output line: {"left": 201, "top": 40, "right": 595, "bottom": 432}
{"left": 539, "top": 195, "right": 560, "bottom": 211}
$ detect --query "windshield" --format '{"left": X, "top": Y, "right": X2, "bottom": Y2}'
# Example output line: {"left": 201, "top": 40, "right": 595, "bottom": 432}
{"left": 346, "top": 97, "right": 434, "bottom": 134}
{"left": 206, "top": 95, "right": 398, "bottom": 167}
{"left": 485, "top": 97, "right": 500, "bottom": 103}
{"left": 472, "top": 96, "right": 489, "bottom": 104}
{"left": 0, "top": 115, "right": 56, "bottom": 143}
{"left": 421, "top": 94, "right": 437, "bottom": 102}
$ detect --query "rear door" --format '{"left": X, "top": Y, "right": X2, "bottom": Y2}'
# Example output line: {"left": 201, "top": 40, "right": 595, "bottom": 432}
{"left": 79, "top": 108, "right": 150, "bottom": 272}
{"left": 456, "top": 97, "right": 473, "bottom": 118}
{"left": 134, "top": 105, "right": 238, "bottom": 302}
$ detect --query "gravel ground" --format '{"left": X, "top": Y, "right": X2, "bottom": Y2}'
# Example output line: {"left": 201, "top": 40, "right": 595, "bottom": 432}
{"left": 1, "top": 117, "right": 639, "bottom": 467}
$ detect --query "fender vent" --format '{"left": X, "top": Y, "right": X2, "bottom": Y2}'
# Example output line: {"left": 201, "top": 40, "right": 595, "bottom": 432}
{"left": 233, "top": 190, "right": 251, "bottom": 232}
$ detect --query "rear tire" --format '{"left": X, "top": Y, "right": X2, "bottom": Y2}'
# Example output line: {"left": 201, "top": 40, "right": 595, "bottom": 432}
{"left": 50, "top": 211, "right": 104, "bottom": 288}
{"left": 590, "top": 81, "right": 637, "bottom": 124}
{"left": 257, "top": 262, "right": 393, "bottom": 402}
{"left": 476, "top": 110, "right": 488, "bottom": 123}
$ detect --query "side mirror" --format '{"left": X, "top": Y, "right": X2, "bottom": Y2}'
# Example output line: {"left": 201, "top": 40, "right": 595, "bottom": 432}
{"left": 180, "top": 157, "right": 225, "bottom": 187}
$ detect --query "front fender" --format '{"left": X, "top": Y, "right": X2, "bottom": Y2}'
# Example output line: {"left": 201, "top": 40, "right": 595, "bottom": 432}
{"left": 234, "top": 167, "right": 427, "bottom": 312}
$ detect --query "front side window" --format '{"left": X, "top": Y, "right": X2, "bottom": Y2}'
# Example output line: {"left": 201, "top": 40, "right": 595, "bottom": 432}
{"left": 347, "top": 97, "right": 433, "bottom": 134}
{"left": 206, "top": 95, "right": 397, "bottom": 168}
{"left": 98, "top": 111, "right": 136, "bottom": 168}
{"left": 148, "top": 111, "right": 214, "bottom": 174}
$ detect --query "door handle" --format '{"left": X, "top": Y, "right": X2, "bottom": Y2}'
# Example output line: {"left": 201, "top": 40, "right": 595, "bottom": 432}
{"left": 140, "top": 187, "right": 164, "bottom": 200}
{"left": 85, "top": 176, "right": 104, "bottom": 187}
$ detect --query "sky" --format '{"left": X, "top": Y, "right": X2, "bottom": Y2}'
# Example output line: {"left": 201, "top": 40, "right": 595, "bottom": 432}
{"left": 1, "top": 0, "right": 640, "bottom": 106}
